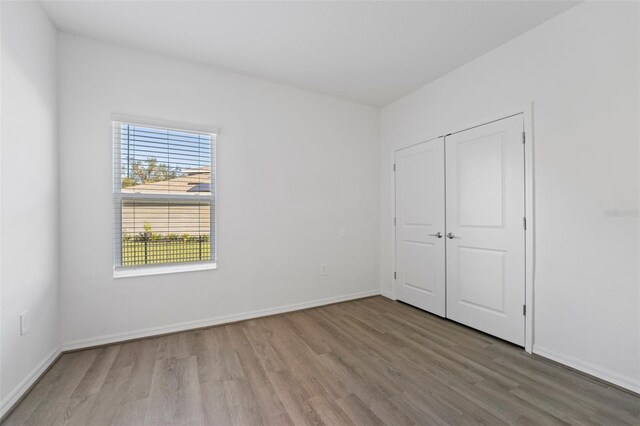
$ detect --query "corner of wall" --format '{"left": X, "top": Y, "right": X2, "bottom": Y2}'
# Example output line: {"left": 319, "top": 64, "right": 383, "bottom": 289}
{"left": 0, "top": 1, "right": 62, "bottom": 419}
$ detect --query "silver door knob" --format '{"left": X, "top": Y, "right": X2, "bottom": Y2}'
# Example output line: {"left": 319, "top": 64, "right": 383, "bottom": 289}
{"left": 429, "top": 232, "right": 443, "bottom": 238}
{"left": 446, "top": 232, "right": 456, "bottom": 239}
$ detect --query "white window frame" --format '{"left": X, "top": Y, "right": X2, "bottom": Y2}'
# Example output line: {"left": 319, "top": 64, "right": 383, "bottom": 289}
{"left": 112, "top": 114, "right": 219, "bottom": 278}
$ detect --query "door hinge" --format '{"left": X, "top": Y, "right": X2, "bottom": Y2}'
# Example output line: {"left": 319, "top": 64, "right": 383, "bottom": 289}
{"left": 393, "top": 163, "right": 396, "bottom": 172}
{"left": 523, "top": 305, "right": 526, "bottom": 316}
{"left": 393, "top": 217, "right": 396, "bottom": 226}
{"left": 394, "top": 272, "right": 397, "bottom": 280}
{"left": 522, "top": 131, "right": 526, "bottom": 144}
{"left": 523, "top": 217, "right": 527, "bottom": 230}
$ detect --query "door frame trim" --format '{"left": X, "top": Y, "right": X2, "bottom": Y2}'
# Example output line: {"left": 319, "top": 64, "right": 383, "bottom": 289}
{"left": 391, "top": 102, "right": 535, "bottom": 353}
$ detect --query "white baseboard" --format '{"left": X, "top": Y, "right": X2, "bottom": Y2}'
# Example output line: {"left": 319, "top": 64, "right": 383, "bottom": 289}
{"left": 61, "top": 289, "right": 381, "bottom": 352}
{"left": 533, "top": 345, "right": 640, "bottom": 395}
{"left": 1, "top": 347, "right": 61, "bottom": 420}
{"left": 381, "top": 289, "right": 395, "bottom": 300}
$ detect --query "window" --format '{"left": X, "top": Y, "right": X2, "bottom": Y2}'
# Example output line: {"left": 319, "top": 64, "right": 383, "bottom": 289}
{"left": 113, "top": 118, "right": 217, "bottom": 276}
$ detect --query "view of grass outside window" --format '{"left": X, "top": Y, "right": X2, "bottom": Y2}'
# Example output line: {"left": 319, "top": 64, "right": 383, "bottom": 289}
{"left": 113, "top": 122, "right": 216, "bottom": 268}
{"left": 120, "top": 203, "right": 212, "bottom": 266}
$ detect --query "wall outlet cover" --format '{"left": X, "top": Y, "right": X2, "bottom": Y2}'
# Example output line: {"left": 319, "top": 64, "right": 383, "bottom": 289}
{"left": 320, "top": 264, "right": 329, "bottom": 276}
{"left": 20, "top": 311, "right": 30, "bottom": 335}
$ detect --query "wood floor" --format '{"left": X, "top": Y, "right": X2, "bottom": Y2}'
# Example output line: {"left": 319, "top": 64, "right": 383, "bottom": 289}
{"left": 4, "top": 296, "right": 640, "bottom": 426}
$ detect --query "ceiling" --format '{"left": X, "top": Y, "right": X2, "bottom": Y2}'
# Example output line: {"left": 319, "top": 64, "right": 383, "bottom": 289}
{"left": 41, "top": 1, "right": 578, "bottom": 107}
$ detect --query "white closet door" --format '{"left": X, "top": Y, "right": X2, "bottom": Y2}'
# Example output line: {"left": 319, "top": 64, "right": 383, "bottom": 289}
{"left": 445, "top": 115, "right": 525, "bottom": 345}
{"left": 395, "top": 139, "right": 446, "bottom": 316}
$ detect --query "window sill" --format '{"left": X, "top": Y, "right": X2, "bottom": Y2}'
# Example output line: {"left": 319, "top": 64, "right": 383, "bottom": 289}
{"left": 114, "top": 262, "right": 217, "bottom": 279}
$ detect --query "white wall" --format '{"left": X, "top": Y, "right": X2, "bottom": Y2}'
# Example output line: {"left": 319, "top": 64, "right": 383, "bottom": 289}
{"left": 380, "top": 2, "right": 640, "bottom": 391}
{"left": 58, "top": 34, "right": 380, "bottom": 347}
{"left": 1, "top": 1, "right": 59, "bottom": 409}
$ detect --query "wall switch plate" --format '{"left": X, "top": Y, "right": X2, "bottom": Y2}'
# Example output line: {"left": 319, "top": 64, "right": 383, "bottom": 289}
{"left": 339, "top": 228, "right": 348, "bottom": 238}
{"left": 20, "top": 311, "right": 30, "bottom": 335}
{"left": 320, "top": 264, "right": 328, "bottom": 276}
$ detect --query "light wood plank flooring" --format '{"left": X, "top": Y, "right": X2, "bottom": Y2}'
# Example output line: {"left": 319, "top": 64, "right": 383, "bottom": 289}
{"left": 4, "top": 296, "right": 640, "bottom": 425}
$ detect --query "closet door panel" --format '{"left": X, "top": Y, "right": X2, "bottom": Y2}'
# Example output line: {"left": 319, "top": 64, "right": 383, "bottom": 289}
{"left": 395, "top": 139, "right": 446, "bottom": 316}
{"left": 445, "top": 115, "right": 526, "bottom": 346}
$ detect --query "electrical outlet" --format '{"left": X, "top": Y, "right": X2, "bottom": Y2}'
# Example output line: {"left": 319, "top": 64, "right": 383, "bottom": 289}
{"left": 320, "top": 264, "right": 328, "bottom": 276}
{"left": 339, "top": 228, "right": 348, "bottom": 238}
{"left": 20, "top": 311, "right": 30, "bottom": 335}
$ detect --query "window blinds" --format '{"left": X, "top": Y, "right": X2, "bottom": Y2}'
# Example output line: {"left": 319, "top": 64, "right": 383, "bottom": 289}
{"left": 113, "top": 121, "right": 216, "bottom": 268}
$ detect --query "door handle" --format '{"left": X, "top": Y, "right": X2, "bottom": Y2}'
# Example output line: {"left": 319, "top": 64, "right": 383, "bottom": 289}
{"left": 446, "top": 232, "right": 457, "bottom": 239}
{"left": 429, "top": 232, "right": 443, "bottom": 238}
